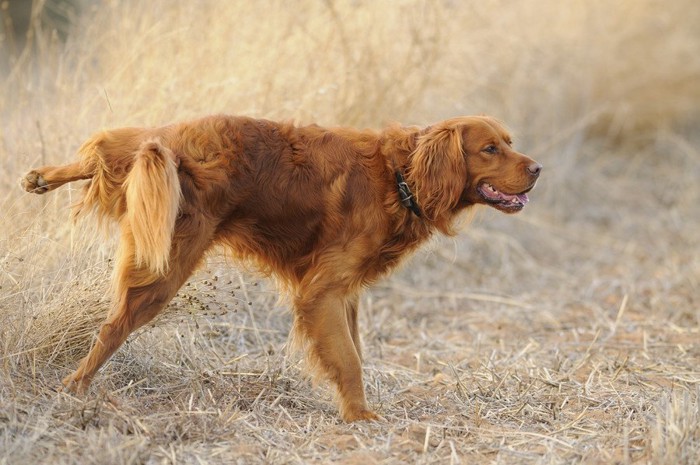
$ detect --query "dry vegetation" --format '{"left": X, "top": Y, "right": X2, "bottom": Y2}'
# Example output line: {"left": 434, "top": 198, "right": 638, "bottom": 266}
{"left": 1, "top": 0, "right": 700, "bottom": 463}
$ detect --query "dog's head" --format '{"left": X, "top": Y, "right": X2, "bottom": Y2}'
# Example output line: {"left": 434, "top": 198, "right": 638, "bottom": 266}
{"left": 407, "top": 116, "right": 541, "bottom": 224}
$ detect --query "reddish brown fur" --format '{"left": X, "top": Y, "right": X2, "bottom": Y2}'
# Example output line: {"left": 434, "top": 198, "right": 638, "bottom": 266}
{"left": 21, "top": 114, "right": 540, "bottom": 422}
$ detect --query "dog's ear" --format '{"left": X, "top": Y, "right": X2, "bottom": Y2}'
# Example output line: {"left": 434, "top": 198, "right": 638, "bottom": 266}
{"left": 407, "top": 124, "right": 467, "bottom": 222}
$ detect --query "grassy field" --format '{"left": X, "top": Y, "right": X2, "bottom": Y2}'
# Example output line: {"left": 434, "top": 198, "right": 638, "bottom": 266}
{"left": 1, "top": 0, "right": 699, "bottom": 463}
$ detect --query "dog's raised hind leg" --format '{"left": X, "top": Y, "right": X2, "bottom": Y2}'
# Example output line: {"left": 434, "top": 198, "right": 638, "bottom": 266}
{"left": 21, "top": 162, "right": 91, "bottom": 194}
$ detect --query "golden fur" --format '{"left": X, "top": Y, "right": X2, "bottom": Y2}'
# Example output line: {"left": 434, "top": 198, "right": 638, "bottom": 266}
{"left": 21, "top": 114, "right": 541, "bottom": 421}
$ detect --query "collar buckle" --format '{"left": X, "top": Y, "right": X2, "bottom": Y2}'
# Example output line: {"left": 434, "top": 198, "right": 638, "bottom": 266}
{"left": 395, "top": 171, "right": 422, "bottom": 218}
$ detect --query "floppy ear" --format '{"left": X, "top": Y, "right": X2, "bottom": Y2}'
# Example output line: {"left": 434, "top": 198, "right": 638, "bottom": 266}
{"left": 407, "top": 125, "right": 467, "bottom": 222}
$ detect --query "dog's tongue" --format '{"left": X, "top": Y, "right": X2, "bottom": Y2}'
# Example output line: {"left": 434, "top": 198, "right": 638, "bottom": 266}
{"left": 499, "top": 191, "right": 529, "bottom": 205}
{"left": 515, "top": 193, "right": 529, "bottom": 204}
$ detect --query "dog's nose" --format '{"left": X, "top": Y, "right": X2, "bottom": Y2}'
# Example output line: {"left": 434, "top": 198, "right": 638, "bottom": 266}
{"left": 527, "top": 162, "right": 542, "bottom": 177}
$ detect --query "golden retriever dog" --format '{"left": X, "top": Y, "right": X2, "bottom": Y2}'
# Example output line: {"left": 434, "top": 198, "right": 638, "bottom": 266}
{"left": 21, "top": 114, "right": 541, "bottom": 421}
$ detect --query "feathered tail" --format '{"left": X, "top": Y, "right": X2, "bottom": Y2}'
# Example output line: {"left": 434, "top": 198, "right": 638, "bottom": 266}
{"left": 122, "top": 140, "right": 182, "bottom": 276}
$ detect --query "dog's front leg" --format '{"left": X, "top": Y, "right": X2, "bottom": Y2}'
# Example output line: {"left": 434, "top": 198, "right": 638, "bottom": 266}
{"left": 294, "top": 290, "right": 380, "bottom": 422}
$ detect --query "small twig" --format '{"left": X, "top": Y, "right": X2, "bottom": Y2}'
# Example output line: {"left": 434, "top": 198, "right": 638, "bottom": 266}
{"left": 103, "top": 88, "right": 113, "bottom": 113}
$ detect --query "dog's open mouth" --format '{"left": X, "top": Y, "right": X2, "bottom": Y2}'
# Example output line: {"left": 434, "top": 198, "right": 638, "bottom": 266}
{"left": 477, "top": 183, "right": 529, "bottom": 211}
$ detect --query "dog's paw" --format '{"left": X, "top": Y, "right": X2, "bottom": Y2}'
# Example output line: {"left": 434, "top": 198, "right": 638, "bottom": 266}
{"left": 21, "top": 171, "right": 49, "bottom": 194}
{"left": 61, "top": 373, "right": 89, "bottom": 395}
{"left": 342, "top": 407, "right": 384, "bottom": 423}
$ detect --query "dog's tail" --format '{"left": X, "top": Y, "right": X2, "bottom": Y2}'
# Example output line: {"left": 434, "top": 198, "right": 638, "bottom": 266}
{"left": 122, "top": 140, "right": 182, "bottom": 276}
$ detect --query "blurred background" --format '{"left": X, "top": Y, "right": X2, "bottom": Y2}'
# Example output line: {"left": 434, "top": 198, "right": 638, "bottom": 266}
{"left": 1, "top": 0, "right": 699, "bottom": 462}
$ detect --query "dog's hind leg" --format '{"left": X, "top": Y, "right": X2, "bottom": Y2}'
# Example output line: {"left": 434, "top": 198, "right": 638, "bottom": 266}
{"left": 21, "top": 162, "right": 92, "bottom": 194}
{"left": 62, "top": 217, "right": 215, "bottom": 394}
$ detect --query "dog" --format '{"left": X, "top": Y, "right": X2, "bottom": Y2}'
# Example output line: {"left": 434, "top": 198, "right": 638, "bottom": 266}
{"left": 21, "top": 114, "right": 541, "bottom": 421}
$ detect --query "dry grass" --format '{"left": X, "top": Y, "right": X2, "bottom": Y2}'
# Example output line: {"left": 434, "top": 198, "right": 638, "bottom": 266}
{"left": 2, "top": 0, "right": 700, "bottom": 463}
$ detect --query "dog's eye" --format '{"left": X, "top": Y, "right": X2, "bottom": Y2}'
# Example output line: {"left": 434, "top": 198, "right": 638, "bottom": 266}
{"left": 482, "top": 145, "right": 498, "bottom": 154}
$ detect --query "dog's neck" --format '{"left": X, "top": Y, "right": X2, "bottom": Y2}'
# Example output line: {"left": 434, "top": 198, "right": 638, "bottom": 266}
{"left": 378, "top": 124, "right": 415, "bottom": 161}
{"left": 379, "top": 125, "right": 424, "bottom": 218}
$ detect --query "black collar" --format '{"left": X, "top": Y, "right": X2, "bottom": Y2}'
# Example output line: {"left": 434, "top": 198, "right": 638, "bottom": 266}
{"left": 395, "top": 171, "right": 422, "bottom": 218}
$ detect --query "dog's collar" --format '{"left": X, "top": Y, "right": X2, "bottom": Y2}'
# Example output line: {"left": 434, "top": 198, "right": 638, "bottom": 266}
{"left": 395, "top": 171, "right": 422, "bottom": 218}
